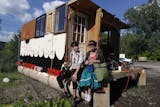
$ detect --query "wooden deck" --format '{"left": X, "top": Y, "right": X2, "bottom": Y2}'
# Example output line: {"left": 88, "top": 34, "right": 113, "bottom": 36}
{"left": 93, "top": 67, "right": 146, "bottom": 107}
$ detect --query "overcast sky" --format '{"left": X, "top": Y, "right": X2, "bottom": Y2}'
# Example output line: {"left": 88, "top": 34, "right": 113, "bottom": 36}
{"left": 0, "top": 0, "right": 148, "bottom": 42}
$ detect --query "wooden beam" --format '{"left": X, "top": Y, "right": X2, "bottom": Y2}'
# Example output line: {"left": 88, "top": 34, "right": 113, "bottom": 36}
{"left": 93, "top": 84, "right": 110, "bottom": 107}
{"left": 138, "top": 69, "right": 147, "bottom": 86}
{"left": 112, "top": 67, "right": 143, "bottom": 80}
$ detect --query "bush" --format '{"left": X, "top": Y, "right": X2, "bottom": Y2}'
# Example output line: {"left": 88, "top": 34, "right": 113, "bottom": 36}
{"left": 0, "top": 33, "right": 19, "bottom": 73}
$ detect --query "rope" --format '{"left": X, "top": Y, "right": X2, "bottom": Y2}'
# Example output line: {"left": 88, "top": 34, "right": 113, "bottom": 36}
{"left": 123, "top": 76, "right": 130, "bottom": 91}
{"left": 50, "top": 35, "right": 54, "bottom": 68}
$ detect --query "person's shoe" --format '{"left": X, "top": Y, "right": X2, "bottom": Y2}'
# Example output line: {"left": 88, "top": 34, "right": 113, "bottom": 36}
{"left": 84, "top": 93, "right": 88, "bottom": 101}
{"left": 85, "top": 94, "right": 91, "bottom": 102}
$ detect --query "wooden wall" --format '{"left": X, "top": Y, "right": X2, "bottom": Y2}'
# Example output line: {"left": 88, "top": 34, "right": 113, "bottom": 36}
{"left": 21, "top": 19, "right": 36, "bottom": 41}
{"left": 87, "top": 8, "right": 102, "bottom": 50}
{"left": 45, "top": 10, "right": 55, "bottom": 34}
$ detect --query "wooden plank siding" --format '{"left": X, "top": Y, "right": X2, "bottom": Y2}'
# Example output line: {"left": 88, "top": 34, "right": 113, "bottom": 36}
{"left": 21, "top": 19, "right": 36, "bottom": 41}
{"left": 45, "top": 11, "right": 55, "bottom": 34}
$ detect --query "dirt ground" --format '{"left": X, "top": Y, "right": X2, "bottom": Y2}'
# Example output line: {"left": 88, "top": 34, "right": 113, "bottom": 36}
{"left": 0, "top": 61, "right": 160, "bottom": 107}
{"left": 0, "top": 73, "right": 61, "bottom": 105}
{"left": 116, "top": 61, "right": 160, "bottom": 107}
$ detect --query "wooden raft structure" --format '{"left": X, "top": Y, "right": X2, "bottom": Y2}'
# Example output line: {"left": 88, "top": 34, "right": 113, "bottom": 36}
{"left": 93, "top": 67, "right": 147, "bottom": 107}
{"left": 17, "top": 65, "right": 146, "bottom": 107}
{"left": 17, "top": 0, "right": 146, "bottom": 107}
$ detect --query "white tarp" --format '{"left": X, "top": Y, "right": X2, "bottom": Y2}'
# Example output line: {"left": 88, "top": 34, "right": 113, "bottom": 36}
{"left": 20, "top": 33, "right": 66, "bottom": 60}
{"left": 55, "top": 33, "right": 66, "bottom": 60}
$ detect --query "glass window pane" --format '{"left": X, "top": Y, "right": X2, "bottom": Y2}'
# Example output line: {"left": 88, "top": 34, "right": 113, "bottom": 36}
{"left": 77, "top": 34, "right": 80, "bottom": 42}
{"left": 74, "top": 15, "right": 77, "bottom": 23}
{"left": 73, "top": 14, "right": 87, "bottom": 43}
{"left": 55, "top": 4, "right": 66, "bottom": 33}
{"left": 40, "top": 15, "right": 46, "bottom": 36}
{"left": 78, "top": 25, "right": 81, "bottom": 33}
{"left": 73, "top": 33, "right": 76, "bottom": 41}
{"left": 81, "top": 34, "right": 84, "bottom": 42}
{"left": 82, "top": 26, "right": 85, "bottom": 33}
{"left": 74, "top": 24, "right": 77, "bottom": 32}
{"left": 82, "top": 18, "right": 85, "bottom": 25}
{"left": 35, "top": 17, "right": 41, "bottom": 37}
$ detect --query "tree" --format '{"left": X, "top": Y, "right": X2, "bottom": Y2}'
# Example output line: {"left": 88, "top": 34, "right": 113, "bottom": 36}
{"left": 124, "top": 0, "right": 160, "bottom": 38}
{"left": 121, "top": 0, "right": 160, "bottom": 60}
{"left": 0, "top": 33, "right": 20, "bottom": 72}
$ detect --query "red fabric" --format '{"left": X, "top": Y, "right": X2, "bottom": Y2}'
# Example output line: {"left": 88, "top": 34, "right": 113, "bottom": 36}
{"left": 48, "top": 68, "right": 61, "bottom": 76}
{"left": 23, "top": 62, "right": 35, "bottom": 70}
{"left": 16, "top": 61, "right": 21, "bottom": 65}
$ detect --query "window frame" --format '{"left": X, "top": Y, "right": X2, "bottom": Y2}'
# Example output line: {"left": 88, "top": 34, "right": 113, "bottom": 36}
{"left": 54, "top": 3, "right": 67, "bottom": 34}
{"left": 72, "top": 12, "right": 88, "bottom": 43}
{"left": 35, "top": 14, "right": 46, "bottom": 38}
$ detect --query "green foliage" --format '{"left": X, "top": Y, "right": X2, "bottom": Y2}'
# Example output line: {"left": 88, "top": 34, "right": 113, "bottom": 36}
{"left": 53, "top": 97, "right": 71, "bottom": 107}
{"left": 0, "top": 97, "right": 71, "bottom": 107}
{"left": 32, "top": 98, "right": 71, "bottom": 107}
{"left": 14, "top": 98, "right": 25, "bottom": 107}
{"left": 124, "top": 1, "right": 160, "bottom": 38}
{"left": 121, "top": 0, "right": 160, "bottom": 60}
{"left": 0, "top": 72, "right": 21, "bottom": 91}
{"left": 0, "top": 105, "right": 14, "bottom": 107}
{"left": 0, "top": 33, "right": 20, "bottom": 72}
{"left": 100, "top": 32, "right": 109, "bottom": 45}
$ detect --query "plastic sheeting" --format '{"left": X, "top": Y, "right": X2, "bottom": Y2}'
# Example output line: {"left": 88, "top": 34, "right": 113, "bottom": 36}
{"left": 20, "top": 33, "right": 66, "bottom": 60}
{"left": 54, "top": 34, "right": 66, "bottom": 60}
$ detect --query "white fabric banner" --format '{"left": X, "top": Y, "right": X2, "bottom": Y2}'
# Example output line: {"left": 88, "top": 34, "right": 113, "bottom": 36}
{"left": 20, "top": 33, "right": 66, "bottom": 60}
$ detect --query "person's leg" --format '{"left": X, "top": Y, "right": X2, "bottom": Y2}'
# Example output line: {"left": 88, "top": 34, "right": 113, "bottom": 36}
{"left": 88, "top": 88, "right": 91, "bottom": 95}
{"left": 86, "top": 88, "right": 91, "bottom": 102}
{"left": 57, "top": 75, "right": 66, "bottom": 94}
{"left": 72, "top": 81, "right": 78, "bottom": 98}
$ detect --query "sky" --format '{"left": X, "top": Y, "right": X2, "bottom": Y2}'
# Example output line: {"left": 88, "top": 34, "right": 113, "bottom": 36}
{"left": 0, "top": 0, "right": 148, "bottom": 42}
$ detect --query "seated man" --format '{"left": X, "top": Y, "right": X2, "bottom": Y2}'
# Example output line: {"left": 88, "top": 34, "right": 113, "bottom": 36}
{"left": 57, "top": 41, "right": 84, "bottom": 101}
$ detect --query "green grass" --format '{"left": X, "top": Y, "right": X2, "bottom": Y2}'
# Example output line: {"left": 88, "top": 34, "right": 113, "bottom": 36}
{"left": 0, "top": 98, "right": 71, "bottom": 107}
{"left": 0, "top": 72, "right": 22, "bottom": 91}
{"left": 0, "top": 72, "right": 72, "bottom": 107}
{"left": 0, "top": 105, "right": 14, "bottom": 107}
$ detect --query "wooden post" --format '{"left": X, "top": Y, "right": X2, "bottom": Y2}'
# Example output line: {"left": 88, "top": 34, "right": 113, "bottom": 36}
{"left": 87, "top": 8, "right": 102, "bottom": 45}
{"left": 138, "top": 69, "right": 147, "bottom": 86}
{"left": 93, "top": 84, "right": 110, "bottom": 107}
{"left": 94, "top": 8, "right": 102, "bottom": 44}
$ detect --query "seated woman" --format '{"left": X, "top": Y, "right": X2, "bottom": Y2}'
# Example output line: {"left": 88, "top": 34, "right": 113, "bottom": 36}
{"left": 78, "top": 40, "right": 104, "bottom": 103}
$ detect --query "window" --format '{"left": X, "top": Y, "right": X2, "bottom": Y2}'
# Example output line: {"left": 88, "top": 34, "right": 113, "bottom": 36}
{"left": 55, "top": 4, "right": 66, "bottom": 33}
{"left": 35, "top": 14, "right": 46, "bottom": 37}
{"left": 73, "top": 14, "right": 87, "bottom": 43}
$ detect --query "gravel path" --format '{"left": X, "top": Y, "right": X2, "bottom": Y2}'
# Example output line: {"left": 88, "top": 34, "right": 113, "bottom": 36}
{"left": 0, "top": 61, "right": 159, "bottom": 107}
{"left": 0, "top": 74, "right": 60, "bottom": 105}
{"left": 116, "top": 62, "right": 160, "bottom": 107}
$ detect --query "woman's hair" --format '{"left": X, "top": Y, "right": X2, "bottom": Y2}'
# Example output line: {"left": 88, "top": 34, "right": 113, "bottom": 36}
{"left": 71, "top": 41, "right": 79, "bottom": 47}
{"left": 88, "top": 40, "right": 97, "bottom": 47}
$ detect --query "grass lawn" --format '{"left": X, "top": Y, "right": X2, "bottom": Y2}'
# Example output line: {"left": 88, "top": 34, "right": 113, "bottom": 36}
{"left": 0, "top": 72, "right": 71, "bottom": 107}
{"left": 0, "top": 72, "right": 22, "bottom": 92}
